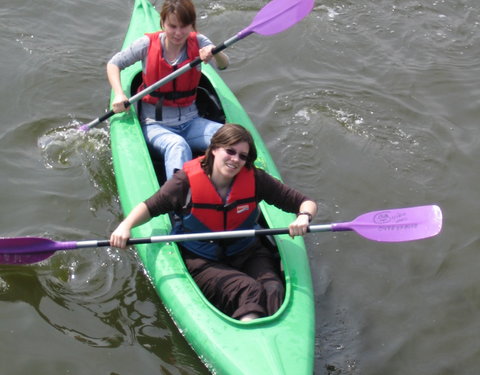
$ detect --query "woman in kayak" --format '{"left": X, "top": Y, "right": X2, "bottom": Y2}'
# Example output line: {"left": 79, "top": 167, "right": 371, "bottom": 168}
{"left": 107, "top": 0, "right": 229, "bottom": 180}
{"left": 110, "top": 123, "right": 317, "bottom": 321}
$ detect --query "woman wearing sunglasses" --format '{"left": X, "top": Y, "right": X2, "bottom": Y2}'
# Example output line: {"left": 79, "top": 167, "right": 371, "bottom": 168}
{"left": 110, "top": 123, "right": 317, "bottom": 321}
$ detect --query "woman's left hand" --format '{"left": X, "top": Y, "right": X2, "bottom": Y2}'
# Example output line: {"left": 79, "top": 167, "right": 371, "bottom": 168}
{"left": 288, "top": 214, "right": 310, "bottom": 238}
{"left": 199, "top": 45, "right": 215, "bottom": 63}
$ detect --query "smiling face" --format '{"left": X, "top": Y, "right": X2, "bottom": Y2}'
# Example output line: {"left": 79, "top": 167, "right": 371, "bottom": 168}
{"left": 211, "top": 142, "right": 250, "bottom": 182}
{"left": 163, "top": 13, "right": 194, "bottom": 48}
{"left": 201, "top": 123, "right": 258, "bottom": 179}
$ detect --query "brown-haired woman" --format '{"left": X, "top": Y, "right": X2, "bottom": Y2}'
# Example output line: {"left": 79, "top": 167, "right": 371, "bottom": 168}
{"left": 110, "top": 123, "right": 317, "bottom": 321}
{"left": 107, "top": 0, "right": 229, "bottom": 180}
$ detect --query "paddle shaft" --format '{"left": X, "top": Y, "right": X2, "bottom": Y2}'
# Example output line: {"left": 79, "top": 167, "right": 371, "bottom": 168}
{"left": 73, "top": 217, "right": 421, "bottom": 249}
{"left": 74, "top": 224, "right": 331, "bottom": 249}
{"left": 82, "top": 36, "right": 239, "bottom": 129}
{"left": 45, "top": 212, "right": 434, "bottom": 250}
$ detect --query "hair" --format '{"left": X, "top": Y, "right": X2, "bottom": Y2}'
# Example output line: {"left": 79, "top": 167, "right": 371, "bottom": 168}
{"left": 160, "top": 0, "right": 197, "bottom": 31}
{"left": 201, "top": 123, "right": 258, "bottom": 175}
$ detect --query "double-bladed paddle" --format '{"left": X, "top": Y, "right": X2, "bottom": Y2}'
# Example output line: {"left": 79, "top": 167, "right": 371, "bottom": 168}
{"left": 0, "top": 205, "right": 443, "bottom": 265}
{"left": 79, "top": 0, "right": 314, "bottom": 131}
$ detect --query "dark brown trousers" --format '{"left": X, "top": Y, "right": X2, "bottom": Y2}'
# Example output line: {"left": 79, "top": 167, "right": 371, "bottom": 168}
{"left": 181, "top": 239, "right": 285, "bottom": 320}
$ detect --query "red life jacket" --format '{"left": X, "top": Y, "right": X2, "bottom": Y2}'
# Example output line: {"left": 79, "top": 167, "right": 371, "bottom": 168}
{"left": 183, "top": 157, "right": 258, "bottom": 232}
{"left": 140, "top": 31, "right": 201, "bottom": 107}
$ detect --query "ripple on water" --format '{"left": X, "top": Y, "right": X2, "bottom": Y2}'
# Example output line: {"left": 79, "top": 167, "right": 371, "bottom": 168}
{"left": 271, "top": 85, "right": 452, "bottom": 198}
{"left": 35, "top": 248, "right": 143, "bottom": 348}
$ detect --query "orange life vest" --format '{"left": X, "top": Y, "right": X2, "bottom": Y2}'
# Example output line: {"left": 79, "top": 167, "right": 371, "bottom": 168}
{"left": 140, "top": 31, "right": 201, "bottom": 107}
{"left": 175, "top": 157, "right": 259, "bottom": 260}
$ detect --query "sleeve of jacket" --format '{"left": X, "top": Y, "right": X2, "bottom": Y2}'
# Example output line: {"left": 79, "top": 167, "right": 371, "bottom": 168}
{"left": 254, "top": 168, "right": 313, "bottom": 213}
{"left": 144, "top": 170, "right": 191, "bottom": 217}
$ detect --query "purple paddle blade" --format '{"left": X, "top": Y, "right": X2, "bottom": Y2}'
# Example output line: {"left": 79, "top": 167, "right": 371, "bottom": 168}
{"left": 332, "top": 205, "right": 443, "bottom": 242}
{"left": 239, "top": 0, "right": 314, "bottom": 38}
{"left": 78, "top": 124, "right": 91, "bottom": 132}
{"left": 0, "top": 251, "right": 56, "bottom": 265}
{"left": 0, "top": 237, "right": 78, "bottom": 264}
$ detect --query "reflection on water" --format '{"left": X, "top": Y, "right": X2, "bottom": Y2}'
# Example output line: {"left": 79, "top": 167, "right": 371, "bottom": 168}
{"left": 36, "top": 249, "right": 130, "bottom": 348}
{"left": 0, "top": 247, "right": 207, "bottom": 373}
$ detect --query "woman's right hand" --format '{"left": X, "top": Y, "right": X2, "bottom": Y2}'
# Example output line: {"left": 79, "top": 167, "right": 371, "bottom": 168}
{"left": 112, "top": 93, "right": 130, "bottom": 113}
{"left": 109, "top": 202, "right": 152, "bottom": 248}
{"left": 110, "top": 222, "right": 132, "bottom": 248}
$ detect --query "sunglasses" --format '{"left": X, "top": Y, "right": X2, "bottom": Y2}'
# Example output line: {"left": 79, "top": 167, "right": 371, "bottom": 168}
{"left": 224, "top": 147, "right": 248, "bottom": 161}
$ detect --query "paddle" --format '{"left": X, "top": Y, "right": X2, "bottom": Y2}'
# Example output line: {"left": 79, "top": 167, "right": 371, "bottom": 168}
{"left": 0, "top": 205, "right": 442, "bottom": 265}
{"left": 79, "top": 0, "right": 314, "bottom": 131}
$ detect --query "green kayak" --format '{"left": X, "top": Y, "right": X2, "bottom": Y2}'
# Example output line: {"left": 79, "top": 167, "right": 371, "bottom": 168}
{"left": 109, "top": 0, "right": 315, "bottom": 373}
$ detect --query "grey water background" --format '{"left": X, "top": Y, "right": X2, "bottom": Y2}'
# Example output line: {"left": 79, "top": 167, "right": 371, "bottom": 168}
{"left": 1, "top": 0, "right": 479, "bottom": 373}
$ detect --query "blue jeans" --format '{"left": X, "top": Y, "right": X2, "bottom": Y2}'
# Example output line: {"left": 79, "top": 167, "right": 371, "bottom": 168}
{"left": 142, "top": 116, "right": 222, "bottom": 180}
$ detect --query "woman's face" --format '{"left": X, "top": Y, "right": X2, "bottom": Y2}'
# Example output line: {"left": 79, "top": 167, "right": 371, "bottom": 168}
{"left": 163, "top": 13, "right": 193, "bottom": 48}
{"left": 211, "top": 142, "right": 249, "bottom": 180}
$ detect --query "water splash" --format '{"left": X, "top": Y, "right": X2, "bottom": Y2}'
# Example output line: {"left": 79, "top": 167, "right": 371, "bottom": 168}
{"left": 37, "top": 120, "right": 110, "bottom": 170}
{"left": 15, "top": 33, "right": 35, "bottom": 54}
{"left": 0, "top": 276, "right": 8, "bottom": 294}
{"left": 315, "top": 5, "right": 342, "bottom": 20}
{"left": 37, "top": 119, "right": 118, "bottom": 216}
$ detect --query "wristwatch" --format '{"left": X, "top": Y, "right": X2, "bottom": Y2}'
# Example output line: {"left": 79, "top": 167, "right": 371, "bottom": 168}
{"left": 296, "top": 212, "right": 312, "bottom": 222}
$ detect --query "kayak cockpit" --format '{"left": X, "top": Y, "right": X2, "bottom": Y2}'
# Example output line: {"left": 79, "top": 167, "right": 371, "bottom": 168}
{"left": 130, "top": 71, "right": 226, "bottom": 183}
